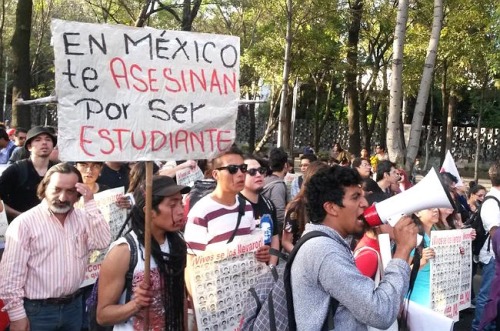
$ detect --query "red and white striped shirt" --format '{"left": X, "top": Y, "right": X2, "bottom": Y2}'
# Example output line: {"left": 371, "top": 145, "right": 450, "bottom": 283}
{"left": 185, "top": 195, "right": 254, "bottom": 253}
{"left": 0, "top": 199, "right": 110, "bottom": 321}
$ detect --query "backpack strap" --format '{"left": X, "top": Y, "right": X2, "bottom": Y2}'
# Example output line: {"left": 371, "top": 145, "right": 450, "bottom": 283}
{"left": 285, "top": 231, "right": 339, "bottom": 331}
{"left": 479, "top": 196, "right": 500, "bottom": 253}
{"left": 269, "top": 248, "right": 288, "bottom": 262}
{"left": 124, "top": 233, "right": 138, "bottom": 302}
{"left": 227, "top": 195, "right": 246, "bottom": 243}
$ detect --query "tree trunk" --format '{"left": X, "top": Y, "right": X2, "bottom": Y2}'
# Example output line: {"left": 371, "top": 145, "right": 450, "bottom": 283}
{"left": 277, "top": 0, "right": 293, "bottom": 150}
{"left": 345, "top": 0, "right": 363, "bottom": 155}
{"left": 474, "top": 88, "right": 484, "bottom": 183}
{"left": 405, "top": 0, "right": 443, "bottom": 172}
{"left": 445, "top": 89, "right": 457, "bottom": 157}
{"left": 440, "top": 61, "right": 449, "bottom": 163}
{"left": 423, "top": 83, "right": 434, "bottom": 172}
{"left": 255, "top": 86, "right": 282, "bottom": 153}
{"left": 312, "top": 81, "right": 321, "bottom": 151}
{"left": 182, "top": 0, "right": 202, "bottom": 31}
{"left": 386, "top": 0, "right": 409, "bottom": 164}
{"left": 11, "top": 0, "right": 33, "bottom": 129}
{"left": 0, "top": 0, "right": 6, "bottom": 121}
{"left": 317, "top": 78, "right": 334, "bottom": 150}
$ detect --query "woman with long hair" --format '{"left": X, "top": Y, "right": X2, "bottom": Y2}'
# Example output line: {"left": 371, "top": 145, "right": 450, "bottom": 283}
{"left": 468, "top": 184, "right": 487, "bottom": 213}
{"left": 96, "top": 176, "right": 190, "bottom": 330}
{"left": 282, "top": 161, "right": 329, "bottom": 253}
{"left": 407, "top": 208, "right": 439, "bottom": 307}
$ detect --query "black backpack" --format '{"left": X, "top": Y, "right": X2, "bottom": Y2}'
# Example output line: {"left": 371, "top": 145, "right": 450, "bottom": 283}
{"left": 465, "top": 196, "right": 500, "bottom": 256}
{"left": 86, "top": 233, "right": 138, "bottom": 331}
{"left": 241, "top": 231, "right": 338, "bottom": 331}
{"left": 187, "top": 179, "right": 216, "bottom": 211}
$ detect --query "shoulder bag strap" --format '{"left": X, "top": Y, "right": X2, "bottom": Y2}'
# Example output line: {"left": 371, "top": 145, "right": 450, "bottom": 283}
{"left": 227, "top": 195, "right": 246, "bottom": 243}
{"left": 124, "top": 234, "right": 138, "bottom": 302}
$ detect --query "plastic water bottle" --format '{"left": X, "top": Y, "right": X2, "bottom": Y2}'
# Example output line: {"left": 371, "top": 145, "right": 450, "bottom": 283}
{"left": 260, "top": 214, "right": 273, "bottom": 245}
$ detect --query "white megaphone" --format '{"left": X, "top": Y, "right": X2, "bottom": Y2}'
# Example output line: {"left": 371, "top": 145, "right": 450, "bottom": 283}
{"left": 363, "top": 168, "right": 455, "bottom": 229}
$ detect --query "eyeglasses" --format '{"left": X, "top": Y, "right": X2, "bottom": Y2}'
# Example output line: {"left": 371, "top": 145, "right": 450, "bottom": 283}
{"left": 216, "top": 164, "right": 248, "bottom": 174}
{"left": 247, "top": 167, "right": 267, "bottom": 176}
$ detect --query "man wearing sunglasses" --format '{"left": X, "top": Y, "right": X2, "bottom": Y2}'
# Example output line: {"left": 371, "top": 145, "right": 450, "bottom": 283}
{"left": 184, "top": 146, "right": 270, "bottom": 261}
{"left": 240, "top": 156, "right": 280, "bottom": 266}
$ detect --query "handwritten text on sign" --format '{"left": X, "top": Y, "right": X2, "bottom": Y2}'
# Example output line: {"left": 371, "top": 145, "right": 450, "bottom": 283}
{"left": 51, "top": 19, "right": 240, "bottom": 161}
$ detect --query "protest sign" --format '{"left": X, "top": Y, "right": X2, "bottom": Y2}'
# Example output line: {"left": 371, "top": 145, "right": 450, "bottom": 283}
{"left": 176, "top": 165, "right": 204, "bottom": 187}
{"left": 188, "top": 231, "right": 266, "bottom": 331}
{"left": 51, "top": 19, "right": 240, "bottom": 162}
{"left": 430, "top": 229, "right": 463, "bottom": 321}
{"left": 0, "top": 201, "right": 7, "bottom": 249}
{"left": 458, "top": 228, "right": 473, "bottom": 310}
{"left": 78, "top": 187, "right": 127, "bottom": 287}
{"left": 440, "top": 151, "right": 464, "bottom": 187}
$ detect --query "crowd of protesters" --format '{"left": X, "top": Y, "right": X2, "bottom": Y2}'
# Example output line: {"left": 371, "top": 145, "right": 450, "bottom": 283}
{"left": 0, "top": 124, "right": 499, "bottom": 331}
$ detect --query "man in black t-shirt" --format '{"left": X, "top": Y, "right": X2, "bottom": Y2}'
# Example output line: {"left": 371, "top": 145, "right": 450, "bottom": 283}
{"left": 239, "top": 156, "right": 280, "bottom": 266}
{"left": 97, "top": 162, "right": 130, "bottom": 191}
{"left": 0, "top": 126, "right": 57, "bottom": 223}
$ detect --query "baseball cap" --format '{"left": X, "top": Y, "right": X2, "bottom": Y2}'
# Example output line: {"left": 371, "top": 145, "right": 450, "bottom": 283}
{"left": 152, "top": 175, "right": 190, "bottom": 196}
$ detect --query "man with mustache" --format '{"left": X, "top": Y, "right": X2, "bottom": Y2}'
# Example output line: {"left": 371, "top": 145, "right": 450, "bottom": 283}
{"left": 0, "top": 163, "right": 111, "bottom": 331}
{"left": 0, "top": 126, "right": 57, "bottom": 223}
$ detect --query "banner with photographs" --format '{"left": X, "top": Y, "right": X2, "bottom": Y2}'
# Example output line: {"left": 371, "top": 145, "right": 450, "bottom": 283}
{"left": 78, "top": 187, "right": 128, "bottom": 287}
{"left": 188, "top": 231, "right": 266, "bottom": 331}
{"left": 458, "top": 228, "right": 473, "bottom": 310}
{"left": 430, "top": 229, "right": 466, "bottom": 321}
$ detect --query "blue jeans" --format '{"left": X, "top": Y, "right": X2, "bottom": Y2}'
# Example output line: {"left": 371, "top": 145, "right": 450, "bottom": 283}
{"left": 23, "top": 296, "right": 82, "bottom": 331}
{"left": 472, "top": 258, "right": 496, "bottom": 331}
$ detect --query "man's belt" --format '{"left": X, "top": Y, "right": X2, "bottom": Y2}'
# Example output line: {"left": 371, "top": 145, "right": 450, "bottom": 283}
{"left": 24, "top": 289, "right": 83, "bottom": 305}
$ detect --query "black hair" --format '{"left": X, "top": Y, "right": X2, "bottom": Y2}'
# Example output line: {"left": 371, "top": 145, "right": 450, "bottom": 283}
{"left": 352, "top": 157, "right": 368, "bottom": 169}
{"left": 468, "top": 184, "right": 486, "bottom": 198}
{"left": 212, "top": 144, "right": 244, "bottom": 169}
{"left": 15, "top": 127, "right": 28, "bottom": 135}
{"left": 439, "top": 172, "right": 458, "bottom": 186}
{"left": 376, "top": 160, "right": 396, "bottom": 182}
{"left": 0, "top": 129, "right": 8, "bottom": 141}
{"left": 268, "top": 147, "right": 288, "bottom": 172}
{"left": 305, "top": 166, "right": 362, "bottom": 224}
{"left": 122, "top": 188, "right": 186, "bottom": 330}
{"left": 300, "top": 154, "right": 318, "bottom": 163}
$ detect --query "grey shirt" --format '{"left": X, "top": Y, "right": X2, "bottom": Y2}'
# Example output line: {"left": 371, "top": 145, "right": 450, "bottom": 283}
{"left": 291, "top": 223, "right": 410, "bottom": 331}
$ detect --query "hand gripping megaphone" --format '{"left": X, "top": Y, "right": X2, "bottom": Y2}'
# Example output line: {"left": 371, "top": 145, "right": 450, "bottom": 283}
{"left": 363, "top": 168, "right": 455, "bottom": 228}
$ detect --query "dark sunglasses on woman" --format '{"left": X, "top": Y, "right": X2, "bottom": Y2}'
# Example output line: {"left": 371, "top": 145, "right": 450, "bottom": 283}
{"left": 247, "top": 167, "right": 267, "bottom": 176}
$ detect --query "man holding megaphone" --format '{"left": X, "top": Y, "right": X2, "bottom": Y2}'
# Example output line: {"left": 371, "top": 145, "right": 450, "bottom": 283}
{"left": 290, "top": 166, "right": 418, "bottom": 330}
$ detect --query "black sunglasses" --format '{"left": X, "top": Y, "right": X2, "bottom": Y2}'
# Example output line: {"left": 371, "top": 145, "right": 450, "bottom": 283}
{"left": 216, "top": 164, "right": 248, "bottom": 174}
{"left": 247, "top": 167, "right": 267, "bottom": 176}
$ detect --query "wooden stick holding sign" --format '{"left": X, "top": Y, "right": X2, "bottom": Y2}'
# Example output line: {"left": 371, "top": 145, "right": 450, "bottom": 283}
{"left": 143, "top": 161, "right": 153, "bottom": 331}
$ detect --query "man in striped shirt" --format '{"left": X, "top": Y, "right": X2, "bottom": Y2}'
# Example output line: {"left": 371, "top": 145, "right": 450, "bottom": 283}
{"left": 184, "top": 146, "right": 270, "bottom": 328}
{"left": 184, "top": 146, "right": 269, "bottom": 261}
{"left": 0, "top": 162, "right": 111, "bottom": 331}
